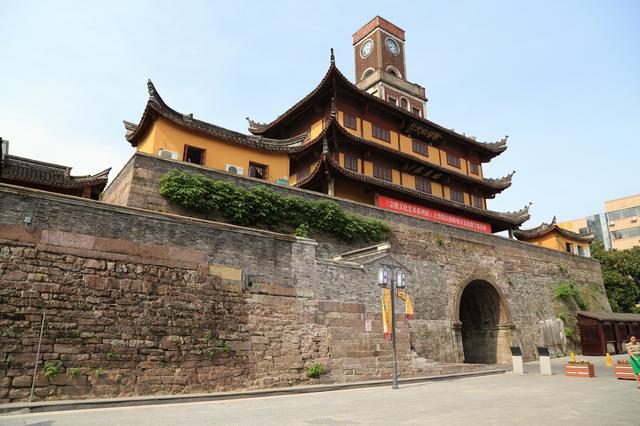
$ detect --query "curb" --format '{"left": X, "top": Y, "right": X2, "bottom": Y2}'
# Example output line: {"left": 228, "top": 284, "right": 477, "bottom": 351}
{"left": 0, "top": 368, "right": 507, "bottom": 415}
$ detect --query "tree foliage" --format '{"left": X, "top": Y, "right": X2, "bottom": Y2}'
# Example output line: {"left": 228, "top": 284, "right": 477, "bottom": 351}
{"left": 591, "top": 241, "right": 640, "bottom": 313}
{"left": 159, "top": 170, "right": 392, "bottom": 242}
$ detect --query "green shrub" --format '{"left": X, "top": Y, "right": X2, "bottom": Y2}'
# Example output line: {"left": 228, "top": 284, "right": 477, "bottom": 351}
{"left": 563, "top": 327, "right": 573, "bottom": 338}
{"left": 554, "top": 280, "right": 587, "bottom": 310}
{"left": 306, "top": 363, "right": 326, "bottom": 379}
{"left": 67, "top": 367, "right": 80, "bottom": 379}
{"left": 43, "top": 361, "right": 61, "bottom": 377}
{"left": 159, "top": 170, "right": 391, "bottom": 242}
{"left": 95, "top": 367, "right": 107, "bottom": 377}
{"left": 293, "top": 223, "right": 310, "bottom": 238}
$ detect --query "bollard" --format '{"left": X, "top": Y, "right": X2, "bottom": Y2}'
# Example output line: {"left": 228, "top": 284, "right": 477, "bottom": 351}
{"left": 537, "top": 347, "right": 552, "bottom": 376}
{"left": 570, "top": 352, "right": 576, "bottom": 362}
{"left": 511, "top": 347, "right": 524, "bottom": 374}
{"left": 606, "top": 353, "right": 612, "bottom": 368}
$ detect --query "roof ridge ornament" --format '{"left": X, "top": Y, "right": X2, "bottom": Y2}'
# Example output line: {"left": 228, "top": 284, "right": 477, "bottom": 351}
{"left": 330, "top": 48, "right": 335, "bottom": 65}
{"left": 322, "top": 135, "right": 329, "bottom": 154}
{"left": 147, "top": 79, "right": 157, "bottom": 98}
{"left": 330, "top": 97, "right": 336, "bottom": 118}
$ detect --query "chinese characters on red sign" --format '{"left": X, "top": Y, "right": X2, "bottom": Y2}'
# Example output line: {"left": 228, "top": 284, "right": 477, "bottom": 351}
{"left": 377, "top": 195, "right": 492, "bottom": 234}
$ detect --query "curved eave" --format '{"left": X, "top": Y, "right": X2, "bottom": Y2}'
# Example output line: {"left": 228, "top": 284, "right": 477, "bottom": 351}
{"left": 125, "top": 80, "right": 310, "bottom": 153}
{"left": 329, "top": 119, "right": 514, "bottom": 194}
{"left": 296, "top": 156, "right": 530, "bottom": 230}
{"left": 514, "top": 223, "right": 596, "bottom": 243}
{"left": 249, "top": 62, "right": 508, "bottom": 158}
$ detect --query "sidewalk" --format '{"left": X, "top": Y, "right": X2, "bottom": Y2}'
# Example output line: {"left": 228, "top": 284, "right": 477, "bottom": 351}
{"left": 0, "top": 368, "right": 507, "bottom": 415}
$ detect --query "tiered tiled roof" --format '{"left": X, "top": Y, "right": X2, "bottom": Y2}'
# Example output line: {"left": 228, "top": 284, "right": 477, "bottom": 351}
{"left": 514, "top": 217, "right": 595, "bottom": 242}
{"left": 125, "top": 83, "right": 514, "bottom": 195}
{"left": 294, "top": 153, "right": 531, "bottom": 231}
{"left": 246, "top": 57, "right": 508, "bottom": 159}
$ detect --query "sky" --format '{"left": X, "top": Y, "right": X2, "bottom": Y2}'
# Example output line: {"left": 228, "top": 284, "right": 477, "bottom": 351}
{"left": 1, "top": 0, "right": 638, "bottom": 227}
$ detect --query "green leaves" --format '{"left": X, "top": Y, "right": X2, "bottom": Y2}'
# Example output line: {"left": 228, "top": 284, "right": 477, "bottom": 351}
{"left": 159, "top": 170, "right": 391, "bottom": 242}
{"left": 591, "top": 241, "right": 640, "bottom": 313}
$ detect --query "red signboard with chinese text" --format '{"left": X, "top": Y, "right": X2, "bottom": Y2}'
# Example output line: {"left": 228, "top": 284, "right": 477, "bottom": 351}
{"left": 377, "top": 195, "right": 492, "bottom": 234}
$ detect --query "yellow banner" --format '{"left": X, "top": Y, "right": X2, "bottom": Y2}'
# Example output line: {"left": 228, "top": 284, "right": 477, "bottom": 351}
{"left": 381, "top": 287, "right": 392, "bottom": 341}
{"left": 397, "top": 290, "right": 415, "bottom": 320}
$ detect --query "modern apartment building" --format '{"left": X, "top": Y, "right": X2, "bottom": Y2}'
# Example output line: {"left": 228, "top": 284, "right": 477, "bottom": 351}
{"left": 559, "top": 193, "right": 640, "bottom": 250}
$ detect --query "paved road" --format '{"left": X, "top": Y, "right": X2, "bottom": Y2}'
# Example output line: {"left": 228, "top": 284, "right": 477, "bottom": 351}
{"left": 1, "top": 355, "right": 638, "bottom": 426}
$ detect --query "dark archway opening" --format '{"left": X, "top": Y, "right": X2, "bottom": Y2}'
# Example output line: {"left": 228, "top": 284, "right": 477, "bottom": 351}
{"left": 459, "top": 280, "right": 511, "bottom": 364}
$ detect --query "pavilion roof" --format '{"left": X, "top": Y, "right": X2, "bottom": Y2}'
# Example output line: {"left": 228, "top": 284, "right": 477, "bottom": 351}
{"left": 124, "top": 80, "right": 309, "bottom": 152}
{"left": 247, "top": 54, "right": 508, "bottom": 159}
{"left": 513, "top": 217, "right": 595, "bottom": 242}
{"left": 1, "top": 155, "right": 110, "bottom": 191}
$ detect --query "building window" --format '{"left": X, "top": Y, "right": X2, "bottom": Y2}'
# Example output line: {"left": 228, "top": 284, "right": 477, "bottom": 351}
{"left": 415, "top": 177, "right": 431, "bottom": 194}
{"left": 372, "top": 124, "right": 391, "bottom": 142}
{"left": 343, "top": 113, "right": 357, "bottom": 130}
{"left": 447, "top": 153, "right": 461, "bottom": 168}
{"left": 412, "top": 107, "right": 421, "bottom": 117}
{"left": 387, "top": 96, "right": 397, "bottom": 106}
{"left": 400, "top": 98, "right": 408, "bottom": 110}
{"left": 578, "top": 227, "right": 588, "bottom": 235}
{"left": 344, "top": 153, "right": 359, "bottom": 172}
{"left": 450, "top": 188, "right": 465, "bottom": 203}
{"left": 473, "top": 195, "right": 484, "bottom": 209}
{"left": 469, "top": 162, "right": 479, "bottom": 175}
{"left": 249, "top": 162, "right": 268, "bottom": 180}
{"left": 565, "top": 242, "right": 574, "bottom": 254}
{"left": 577, "top": 245, "right": 585, "bottom": 256}
{"left": 412, "top": 139, "right": 428, "bottom": 156}
{"left": 373, "top": 164, "right": 392, "bottom": 182}
{"left": 183, "top": 145, "right": 205, "bottom": 165}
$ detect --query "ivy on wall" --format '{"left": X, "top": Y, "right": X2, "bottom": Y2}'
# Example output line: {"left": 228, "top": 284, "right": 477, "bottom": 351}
{"left": 159, "top": 170, "right": 392, "bottom": 242}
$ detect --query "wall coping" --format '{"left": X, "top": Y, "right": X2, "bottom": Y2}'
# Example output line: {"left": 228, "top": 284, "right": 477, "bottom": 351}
{"left": 117, "top": 152, "right": 602, "bottom": 268}
{"left": 0, "top": 183, "right": 318, "bottom": 247}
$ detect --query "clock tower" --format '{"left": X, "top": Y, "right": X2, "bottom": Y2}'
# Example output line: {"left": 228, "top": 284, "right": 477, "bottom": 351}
{"left": 352, "top": 16, "right": 427, "bottom": 117}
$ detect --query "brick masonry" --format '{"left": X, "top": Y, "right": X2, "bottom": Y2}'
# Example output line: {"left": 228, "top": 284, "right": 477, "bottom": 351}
{"left": 0, "top": 155, "right": 609, "bottom": 401}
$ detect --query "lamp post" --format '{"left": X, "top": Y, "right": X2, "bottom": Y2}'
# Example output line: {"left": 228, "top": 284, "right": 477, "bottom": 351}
{"left": 378, "top": 264, "right": 406, "bottom": 390}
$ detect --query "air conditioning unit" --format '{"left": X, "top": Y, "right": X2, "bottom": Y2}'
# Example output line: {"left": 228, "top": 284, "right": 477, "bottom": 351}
{"left": 158, "top": 148, "right": 178, "bottom": 160}
{"left": 609, "top": 221, "right": 615, "bottom": 226}
{"left": 631, "top": 216, "right": 638, "bottom": 223}
{"left": 225, "top": 164, "right": 244, "bottom": 175}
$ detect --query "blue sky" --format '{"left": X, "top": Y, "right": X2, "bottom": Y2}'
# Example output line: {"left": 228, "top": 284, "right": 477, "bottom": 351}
{"left": 1, "top": 0, "right": 638, "bottom": 227}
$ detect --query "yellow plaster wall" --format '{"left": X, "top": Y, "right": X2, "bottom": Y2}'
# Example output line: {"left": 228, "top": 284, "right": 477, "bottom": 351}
{"left": 136, "top": 125, "right": 156, "bottom": 154}
{"left": 522, "top": 233, "right": 590, "bottom": 255}
{"left": 141, "top": 118, "right": 290, "bottom": 183}
{"left": 309, "top": 119, "right": 324, "bottom": 140}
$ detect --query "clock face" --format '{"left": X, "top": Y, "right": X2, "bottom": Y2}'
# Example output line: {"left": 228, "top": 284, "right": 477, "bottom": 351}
{"left": 360, "top": 39, "right": 374, "bottom": 58}
{"left": 385, "top": 37, "right": 400, "bottom": 56}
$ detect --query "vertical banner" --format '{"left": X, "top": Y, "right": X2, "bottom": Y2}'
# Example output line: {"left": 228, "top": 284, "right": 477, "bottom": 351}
{"left": 381, "top": 287, "right": 392, "bottom": 341}
{"left": 397, "top": 290, "right": 415, "bottom": 320}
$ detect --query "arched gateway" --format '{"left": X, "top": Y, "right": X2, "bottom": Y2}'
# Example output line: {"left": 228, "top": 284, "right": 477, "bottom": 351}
{"left": 457, "top": 280, "right": 513, "bottom": 364}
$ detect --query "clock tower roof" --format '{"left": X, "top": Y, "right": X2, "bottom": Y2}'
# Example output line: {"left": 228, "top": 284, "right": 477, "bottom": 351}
{"left": 352, "top": 16, "right": 405, "bottom": 45}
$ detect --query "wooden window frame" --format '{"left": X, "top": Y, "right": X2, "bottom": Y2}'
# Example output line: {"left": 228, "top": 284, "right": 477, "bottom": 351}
{"left": 473, "top": 195, "right": 484, "bottom": 209}
{"left": 412, "top": 107, "right": 421, "bottom": 117}
{"left": 415, "top": 176, "right": 432, "bottom": 194}
{"left": 446, "top": 153, "right": 461, "bottom": 168}
{"left": 387, "top": 96, "right": 397, "bottom": 106}
{"left": 372, "top": 124, "right": 391, "bottom": 142}
{"left": 343, "top": 113, "right": 357, "bottom": 130}
{"left": 412, "top": 139, "right": 428, "bottom": 156}
{"left": 469, "top": 162, "right": 479, "bottom": 175}
{"left": 373, "top": 163, "right": 392, "bottom": 182}
{"left": 344, "top": 153, "right": 359, "bottom": 172}
{"left": 248, "top": 161, "right": 269, "bottom": 180}
{"left": 450, "top": 188, "right": 465, "bottom": 203}
{"left": 183, "top": 144, "right": 206, "bottom": 165}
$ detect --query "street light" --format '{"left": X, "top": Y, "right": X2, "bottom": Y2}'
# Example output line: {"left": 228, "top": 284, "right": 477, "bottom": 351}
{"left": 377, "top": 264, "right": 407, "bottom": 390}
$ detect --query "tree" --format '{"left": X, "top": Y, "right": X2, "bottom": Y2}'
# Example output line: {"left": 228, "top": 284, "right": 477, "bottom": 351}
{"left": 591, "top": 241, "right": 640, "bottom": 312}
